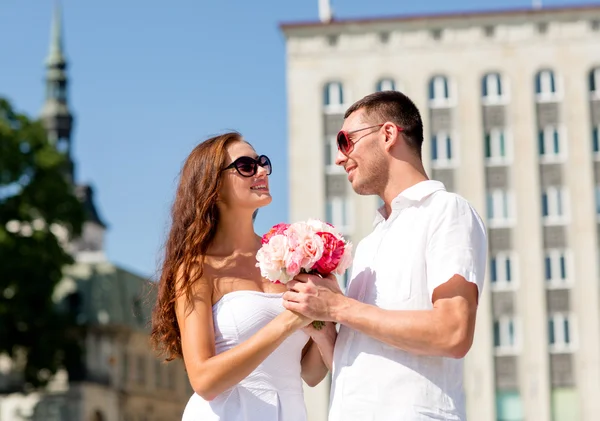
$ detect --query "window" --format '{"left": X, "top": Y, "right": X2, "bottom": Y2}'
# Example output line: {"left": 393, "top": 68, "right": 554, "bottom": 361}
{"left": 431, "top": 28, "right": 442, "bottom": 40}
{"left": 490, "top": 252, "right": 516, "bottom": 290}
{"left": 121, "top": 351, "right": 129, "bottom": 385}
{"left": 536, "top": 69, "right": 559, "bottom": 101}
{"left": 544, "top": 249, "right": 571, "bottom": 287}
{"left": 323, "top": 82, "right": 345, "bottom": 112}
{"left": 136, "top": 356, "right": 146, "bottom": 385}
{"left": 324, "top": 136, "right": 343, "bottom": 173}
{"left": 486, "top": 190, "right": 513, "bottom": 227}
{"left": 47, "top": 82, "right": 67, "bottom": 102}
{"left": 485, "top": 128, "right": 510, "bottom": 164}
{"left": 428, "top": 75, "right": 452, "bottom": 106}
{"left": 496, "top": 391, "right": 524, "bottom": 421}
{"left": 376, "top": 78, "right": 395, "bottom": 92}
{"left": 592, "top": 126, "right": 599, "bottom": 155}
{"left": 90, "top": 411, "right": 105, "bottom": 421}
{"left": 482, "top": 72, "right": 507, "bottom": 104}
{"left": 166, "top": 364, "right": 176, "bottom": 390}
{"left": 548, "top": 313, "right": 576, "bottom": 352}
{"left": 493, "top": 316, "right": 519, "bottom": 354}
{"left": 154, "top": 360, "right": 162, "bottom": 389}
{"left": 541, "top": 187, "right": 568, "bottom": 224}
{"left": 551, "top": 388, "right": 579, "bottom": 421}
{"left": 431, "top": 132, "right": 454, "bottom": 167}
{"left": 595, "top": 185, "right": 600, "bottom": 217}
{"left": 538, "top": 126, "right": 564, "bottom": 162}
{"left": 325, "top": 196, "right": 352, "bottom": 233}
{"left": 590, "top": 67, "right": 600, "bottom": 97}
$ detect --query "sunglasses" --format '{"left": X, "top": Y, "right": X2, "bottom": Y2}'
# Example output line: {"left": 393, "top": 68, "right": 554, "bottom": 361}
{"left": 337, "top": 123, "right": 403, "bottom": 156}
{"left": 222, "top": 155, "right": 272, "bottom": 177}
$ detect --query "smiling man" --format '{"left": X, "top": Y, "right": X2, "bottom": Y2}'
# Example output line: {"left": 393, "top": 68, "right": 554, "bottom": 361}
{"left": 283, "top": 91, "right": 487, "bottom": 421}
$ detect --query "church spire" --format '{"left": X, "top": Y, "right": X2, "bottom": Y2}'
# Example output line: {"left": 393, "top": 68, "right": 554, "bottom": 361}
{"left": 47, "top": 2, "right": 66, "bottom": 67}
{"left": 41, "top": 1, "right": 75, "bottom": 182}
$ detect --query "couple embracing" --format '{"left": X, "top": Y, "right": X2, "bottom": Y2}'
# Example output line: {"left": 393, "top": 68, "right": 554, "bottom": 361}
{"left": 151, "top": 90, "right": 487, "bottom": 421}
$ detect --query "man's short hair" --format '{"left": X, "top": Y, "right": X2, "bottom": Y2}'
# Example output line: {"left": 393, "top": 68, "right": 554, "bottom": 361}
{"left": 345, "top": 91, "right": 424, "bottom": 157}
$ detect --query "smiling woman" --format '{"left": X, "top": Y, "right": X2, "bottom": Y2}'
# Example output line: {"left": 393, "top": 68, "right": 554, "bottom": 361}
{"left": 150, "top": 132, "right": 336, "bottom": 421}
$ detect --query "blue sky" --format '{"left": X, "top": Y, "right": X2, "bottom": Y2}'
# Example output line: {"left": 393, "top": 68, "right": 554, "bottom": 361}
{"left": 0, "top": 0, "right": 595, "bottom": 277}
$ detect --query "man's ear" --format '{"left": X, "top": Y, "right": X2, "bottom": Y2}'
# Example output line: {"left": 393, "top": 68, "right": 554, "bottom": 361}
{"left": 383, "top": 123, "right": 400, "bottom": 151}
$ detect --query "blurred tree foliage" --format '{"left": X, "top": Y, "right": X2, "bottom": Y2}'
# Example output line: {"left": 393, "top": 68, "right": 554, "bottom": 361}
{"left": 0, "top": 97, "right": 84, "bottom": 391}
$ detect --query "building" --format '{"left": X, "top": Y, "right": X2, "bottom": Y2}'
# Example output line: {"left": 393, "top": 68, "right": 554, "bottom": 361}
{"left": 282, "top": 4, "right": 600, "bottom": 421}
{"left": 0, "top": 5, "right": 190, "bottom": 421}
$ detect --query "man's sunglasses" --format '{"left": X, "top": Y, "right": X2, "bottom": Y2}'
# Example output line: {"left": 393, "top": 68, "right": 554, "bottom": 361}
{"left": 222, "top": 155, "right": 272, "bottom": 177}
{"left": 337, "top": 124, "right": 403, "bottom": 156}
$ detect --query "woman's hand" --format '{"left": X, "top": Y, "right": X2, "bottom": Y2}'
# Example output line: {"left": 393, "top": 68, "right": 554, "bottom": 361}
{"left": 280, "top": 308, "right": 313, "bottom": 331}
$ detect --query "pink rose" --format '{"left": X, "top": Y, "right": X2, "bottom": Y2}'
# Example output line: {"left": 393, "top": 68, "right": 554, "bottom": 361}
{"left": 285, "top": 222, "right": 324, "bottom": 269}
{"left": 262, "top": 223, "right": 290, "bottom": 245}
{"left": 256, "top": 234, "right": 291, "bottom": 282}
{"left": 299, "top": 233, "right": 324, "bottom": 270}
{"left": 256, "top": 219, "right": 352, "bottom": 285}
{"left": 284, "top": 249, "right": 304, "bottom": 277}
{"left": 313, "top": 232, "right": 345, "bottom": 275}
{"left": 306, "top": 218, "right": 342, "bottom": 238}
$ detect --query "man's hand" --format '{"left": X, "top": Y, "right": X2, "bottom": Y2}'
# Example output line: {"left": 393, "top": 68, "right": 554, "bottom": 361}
{"left": 283, "top": 273, "right": 345, "bottom": 322}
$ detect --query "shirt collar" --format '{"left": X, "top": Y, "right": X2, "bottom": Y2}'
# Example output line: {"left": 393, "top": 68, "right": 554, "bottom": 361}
{"left": 374, "top": 180, "right": 447, "bottom": 225}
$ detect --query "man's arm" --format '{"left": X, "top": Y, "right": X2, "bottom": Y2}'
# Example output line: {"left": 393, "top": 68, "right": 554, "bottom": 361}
{"left": 333, "top": 275, "right": 478, "bottom": 358}
{"left": 284, "top": 196, "right": 487, "bottom": 359}
{"left": 284, "top": 274, "right": 477, "bottom": 358}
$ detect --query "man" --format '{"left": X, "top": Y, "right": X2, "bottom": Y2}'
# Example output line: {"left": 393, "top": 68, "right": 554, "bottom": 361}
{"left": 283, "top": 91, "right": 487, "bottom": 421}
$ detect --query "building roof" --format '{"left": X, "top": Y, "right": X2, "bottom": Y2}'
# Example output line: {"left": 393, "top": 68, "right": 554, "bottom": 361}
{"left": 280, "top": 4, "right": 600, "bottom": 31}
{"left": 62, "top": 261, "right": 155, "bottom": 332}
{"left": 75, "top": 184, "right": 107, "bottom": 228}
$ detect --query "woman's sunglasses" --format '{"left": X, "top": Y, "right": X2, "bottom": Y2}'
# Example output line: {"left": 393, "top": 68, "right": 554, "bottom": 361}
{"left": 337, "top": 124, "right": 403, "bottom": 156}
{"left": 222, "top": 155, "right": 272, "bottom": 177}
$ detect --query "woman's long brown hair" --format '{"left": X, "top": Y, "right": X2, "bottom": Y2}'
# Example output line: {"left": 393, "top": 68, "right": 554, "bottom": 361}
{"left": 151, "top": 132, "right": 242, "bottom": 360}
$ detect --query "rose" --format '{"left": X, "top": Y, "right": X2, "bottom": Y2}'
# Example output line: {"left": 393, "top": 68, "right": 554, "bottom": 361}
{"left": 299, "top": 233, "right": 324, "bottom": 270}
{"left": 285, "top": 221, "right": 312, "bottom": 243}
{"left": 262, "top": 223, "right": 290, "bottom": 244}
{"left": 261, "top": 223, "right": 290, "bottom": 244}
{"left": 305, "top": 218, "right": 342, "bottom": 238}
{"left": 256, "top": 219, "right": 354, "bottom": 331}
{"left": 286, "top": 222, "right": 325, "bottom": 269}
{"left": 256, "top": 234, "right": 291, "bottom": 282}
{"left": 313, "top": 232, "right": 345, "bottom": 275}
{"left": 284, "top": 249, "right": 304, "bottom": 278}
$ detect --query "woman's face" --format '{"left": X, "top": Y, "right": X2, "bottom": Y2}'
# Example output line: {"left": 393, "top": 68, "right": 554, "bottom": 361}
{"left": 219, "top": 140, "right": 272, "bottom": 212}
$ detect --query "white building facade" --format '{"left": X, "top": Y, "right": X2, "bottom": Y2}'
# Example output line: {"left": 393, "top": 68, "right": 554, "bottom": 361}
{"left": 282, "top": 5, "right": 600, "bottom": 421}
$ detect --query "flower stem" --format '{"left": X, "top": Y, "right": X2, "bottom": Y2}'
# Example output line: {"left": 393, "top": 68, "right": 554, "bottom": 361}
{"left": 311, "top": 320, "right": 325, "bottom": 330}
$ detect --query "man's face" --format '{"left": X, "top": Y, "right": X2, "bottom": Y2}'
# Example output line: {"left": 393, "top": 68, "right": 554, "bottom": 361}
{"left": 335, "top": 109, "right": 388, "bottom": 196}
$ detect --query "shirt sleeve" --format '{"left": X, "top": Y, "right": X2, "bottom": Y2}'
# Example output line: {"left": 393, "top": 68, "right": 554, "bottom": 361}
{"left": 425, "top": 195, "right": 488, "bottom": 302}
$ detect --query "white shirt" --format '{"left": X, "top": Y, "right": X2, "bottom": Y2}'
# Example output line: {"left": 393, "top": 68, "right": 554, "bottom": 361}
{"left": 329, "top": 180, "right": 487, "bottom": 421}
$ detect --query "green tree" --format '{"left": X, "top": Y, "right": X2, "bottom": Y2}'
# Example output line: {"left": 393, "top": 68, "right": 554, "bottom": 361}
{"left": 0, "top": 97, "right": 85, "bottom": 391}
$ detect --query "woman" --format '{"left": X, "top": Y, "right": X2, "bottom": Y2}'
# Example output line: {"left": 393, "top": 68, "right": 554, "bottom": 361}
{"left": 151, "top": 132, "right": 337, "bottom": 421}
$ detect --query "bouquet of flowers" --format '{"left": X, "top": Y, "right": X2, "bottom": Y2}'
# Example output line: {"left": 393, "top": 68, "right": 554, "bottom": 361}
{"left": 256, "top": 219, "right": 353, "bottom": 329}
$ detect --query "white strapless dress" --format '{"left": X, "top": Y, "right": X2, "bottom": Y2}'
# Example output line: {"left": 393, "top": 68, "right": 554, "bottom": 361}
{"left": 181, "top": 291, "right": 310, "bottom": 421}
